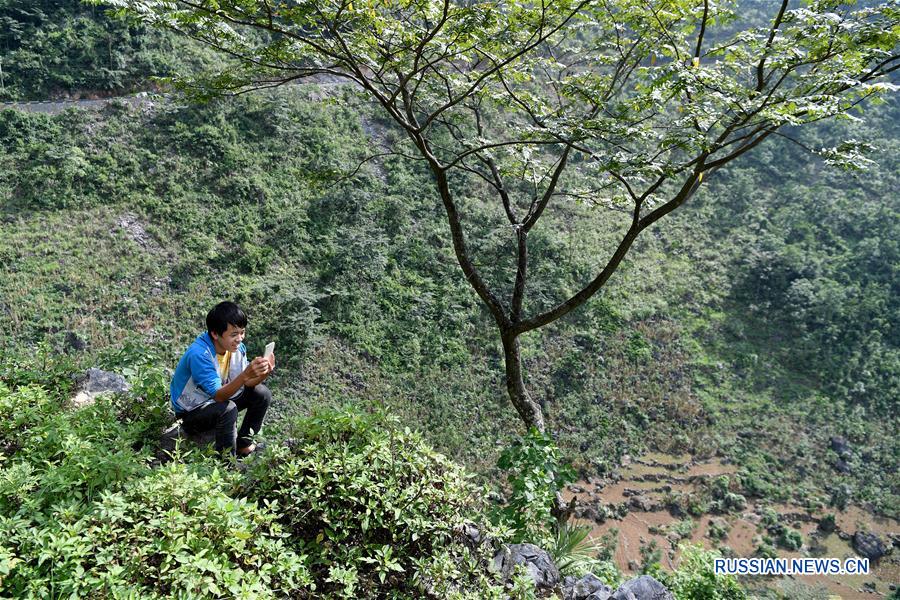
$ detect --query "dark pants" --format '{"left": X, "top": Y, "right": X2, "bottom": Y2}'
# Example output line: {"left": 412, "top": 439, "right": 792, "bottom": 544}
{"left": 180, "top": 385, "right": 271, "bottom": 455}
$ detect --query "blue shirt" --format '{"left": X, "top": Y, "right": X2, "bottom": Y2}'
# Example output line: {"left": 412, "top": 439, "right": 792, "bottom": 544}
{"left": 170, "top": 332, "right": 247, "bottom": 414}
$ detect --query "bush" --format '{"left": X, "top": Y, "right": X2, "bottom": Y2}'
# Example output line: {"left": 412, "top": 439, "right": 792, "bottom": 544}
{"left": 1, "top": 461, "right": 311, "bottom": 599}
{"left": 242, "top": 409, "right": 505, "bottom": 598}
{"left": 0, "top": 380, "right": 512, "bottom": 598}
{"left": 0, "top": 386, "right": 150, "bottom": 515}
{"left": 658, "top": 544, "right": 746, "bottom": 600}
{"left": 778, "top": 529, "right": 803, "bottom": 551}
{"left": 548, "top": 522, "right": 621, "bottom": 584}
{"left": 495, "top": 428, "right": 576, "bottom": 543}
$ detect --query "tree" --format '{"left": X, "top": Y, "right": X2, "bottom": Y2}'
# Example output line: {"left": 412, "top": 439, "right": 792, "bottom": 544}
{"left": 100, "top": 0, "right": 899, "bottom": 432}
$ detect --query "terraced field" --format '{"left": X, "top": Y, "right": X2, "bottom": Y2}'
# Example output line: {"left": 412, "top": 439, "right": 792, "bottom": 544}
{"left": 564, "top": 454, "right": 899, "bottom": 598}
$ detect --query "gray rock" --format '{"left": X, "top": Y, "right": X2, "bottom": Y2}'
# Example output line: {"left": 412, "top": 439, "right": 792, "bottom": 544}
{"left": 491, "top": 543, "right": 560, "bottom": 590}
{"left": 830, "top": 436, "right": 852, "bottom": 458}
{"left": 573, "top": 573, "right": 613, "bottom": 600}
{"left": 629, "top": 495, "right": 657, "bottom": 512}
{"left": 71, "top": 368, "right": 129, "bottom": 408}
{"left": 852, "top": 531, "right": 890, "bottom": 560}
{"left": 455, "top": 522, "right": 485, "bottom": 549}
{"left": 116, "top": 212, "right": 162, "bottom": 253}
{"left": 575, "top": 504, "right": 600, "bottom": 521}
{"left": 611, "top": 575, "right": 674, "bottom": 600}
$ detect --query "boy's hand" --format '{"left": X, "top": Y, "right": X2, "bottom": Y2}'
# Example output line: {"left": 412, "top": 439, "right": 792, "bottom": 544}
{"left": 245, "top": 357, "right": 270, "bottom": 379}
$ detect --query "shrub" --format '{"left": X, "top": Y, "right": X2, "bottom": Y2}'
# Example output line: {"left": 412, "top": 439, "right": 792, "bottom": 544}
{"left": 1, "top": 461, "right": 312, "bottom": 599}
{"left": 658, "top": 544, "right": 747, "bottom": 600}
{"left": 0, "top": 386, "right": 150, "bottom": 514}
{"left": 708, "top": 519, "right": 730, "bottom": 541}
{"left": 495, "top": 427, "right": 576, "bottom": 543}
{"left": 778, "top": 529, "right": 803, "bottom": 551}
{"left": 818, "top": 514, "right": 836, "bottom": 533}
{"left": 548, "top": 521, "right": 621, "bottom": 584}
{"left": 242, "top": 409, "right": 505, "bottom": 598}
{"left": 0, "top": 384, "right": 58, "bottom": 457}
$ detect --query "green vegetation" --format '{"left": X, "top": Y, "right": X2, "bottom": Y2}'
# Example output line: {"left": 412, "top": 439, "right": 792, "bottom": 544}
{"left": 0, "top": 0, "right": 222, "bottom": 100}
{"left": 654, "top": 545, "right": 746, "bottom": 600}
{"left": 0, "top": 377, "right": 504, "bottom": 598}
{"left": 0, "top": 0, "right": 898, "bottom": 596}
{"left": 107, "top": 0, "right": 900, "bottom": 436}
{"left": 0, "top": 361, "right": 741, "bottom": 598}
{"left": 1, "top": 85, "right": 897, "bottom": 515}
{"left": 243, "top": 410, "right": 503, "bottom": 598}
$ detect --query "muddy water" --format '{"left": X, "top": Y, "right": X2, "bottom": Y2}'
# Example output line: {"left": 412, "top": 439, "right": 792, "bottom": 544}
{"left": 565, "top": 453, "right": 899, "bottom": 598}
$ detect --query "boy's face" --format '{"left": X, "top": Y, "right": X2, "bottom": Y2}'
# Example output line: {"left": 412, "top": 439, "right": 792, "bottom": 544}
{"left": 211, "top": 323, "right": 245, "bottom": 353}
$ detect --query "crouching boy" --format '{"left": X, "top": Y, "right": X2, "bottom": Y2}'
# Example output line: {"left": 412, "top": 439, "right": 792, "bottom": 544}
{"left": 170, "top": 301, "right": 274, "bottom": 456}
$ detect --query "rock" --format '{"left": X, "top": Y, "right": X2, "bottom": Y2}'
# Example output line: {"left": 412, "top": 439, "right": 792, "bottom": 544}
{"left": 830, "top": 436, "right": 852, "bottom": 458}
{"left": 116, "top": 212, "right": 161, "bottom": 253}
{"left": 491, "top": 543, "right": 560, "bottom": 590}
{"left": 834, "top": 458, "right": 852, "bottom": 474}
{"left": 852, "top": 531, "right": 890, "bottom": 560}
{"left": 575, "top": 573, "right": 613, "bottom": 600}
{"left": 575, "top": 504, "right": 600, "bottom": 522}
{"left": 611, "top": 575, "right": 674, "bottom": 600}
{"left": 569, "top": 484, "right": 586, "bottom": 493}
{"left": 454, "top": 523, "right": 485, "bottom": 550}
{"left": 71, "top": 368, "right": 129, "bottom": 408}
{"left": 562, "top": 572, "right": 613, "bottom": 600}
{"left": 629, "top": 495, "right": 657, "bottom": 512}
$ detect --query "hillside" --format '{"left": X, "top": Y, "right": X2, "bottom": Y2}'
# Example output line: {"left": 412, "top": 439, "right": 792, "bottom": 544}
{"left": 1, "top": 1, "right": 898, "bottom": 598}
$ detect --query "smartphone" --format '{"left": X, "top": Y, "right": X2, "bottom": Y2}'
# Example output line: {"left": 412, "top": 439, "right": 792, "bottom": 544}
{"left": 264, "top": 342, "right": 275, "bottom": 359}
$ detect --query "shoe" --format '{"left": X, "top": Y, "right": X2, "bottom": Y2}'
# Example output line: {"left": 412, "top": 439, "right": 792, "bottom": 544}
{"left": 236, "top": 441, "right": 267, "bottom": 458}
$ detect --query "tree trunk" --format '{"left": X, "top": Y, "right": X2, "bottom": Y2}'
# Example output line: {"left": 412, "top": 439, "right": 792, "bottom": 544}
{"left": 501, "top": 330, "right": 544, "bottom": 432}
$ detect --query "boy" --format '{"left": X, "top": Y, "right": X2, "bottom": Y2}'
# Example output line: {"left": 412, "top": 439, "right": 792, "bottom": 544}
{"left": 170, "top": 301, "right": 274, "bottom": 456}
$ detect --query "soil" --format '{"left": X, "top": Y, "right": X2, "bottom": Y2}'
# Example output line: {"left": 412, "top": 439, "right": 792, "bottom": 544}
{"left": 565, "top": 453, "right": 899, "bottom": 599}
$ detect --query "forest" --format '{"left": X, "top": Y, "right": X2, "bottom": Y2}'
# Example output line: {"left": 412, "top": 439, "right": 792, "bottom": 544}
{"left": 0, "top": 0, "right": 897, "bottom": 598}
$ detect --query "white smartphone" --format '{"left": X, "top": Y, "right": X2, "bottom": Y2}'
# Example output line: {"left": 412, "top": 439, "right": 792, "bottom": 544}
{"left": 264, "top": 342, "right": 275, "bottom": 359}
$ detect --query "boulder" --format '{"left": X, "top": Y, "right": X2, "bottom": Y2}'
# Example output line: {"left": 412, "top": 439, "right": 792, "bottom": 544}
{"left": 491, "top": 543, "right": 560, "bottom": 590}
{"left": 575, "top": 504, "right": 600, "bottom": 522}
{"left": 611, "top": 575, "right": 674, "bottom": 600}
{"left": 71, "top": 368, "right": 129, "bottom": 408}
{"left": 852, "top": 531, "right": 890, "bottom": 560}
{"left": 561, "top": 573, "right": 613, "bottom": 600}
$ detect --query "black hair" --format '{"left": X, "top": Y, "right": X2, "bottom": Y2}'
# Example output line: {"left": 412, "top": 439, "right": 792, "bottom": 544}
{"left": 206, "top": 301, "right": 248, "bottom": 336}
